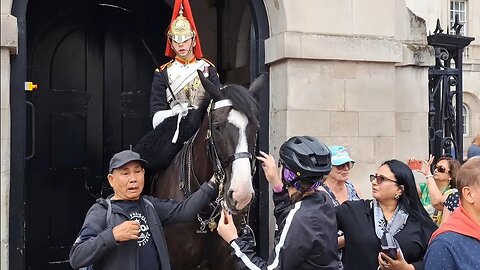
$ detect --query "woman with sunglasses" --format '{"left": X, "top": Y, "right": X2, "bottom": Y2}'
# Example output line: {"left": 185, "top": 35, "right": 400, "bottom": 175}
{"left": 409, "top": 155, "right": 461, "bottom": 225}
{"left": 217, "top": 136, "right": 340, "bottom": 269}
{"left": 336, "top": 160, "right": 437, "bottom": 270}
{"left": 322, "top": 146, "right": 361, "bottom": 206}
{"left": 320, "top": 146, "right": 361, "bottom": 269}
{"left": 440, "top": 156, "right": 472, "bottom": 224}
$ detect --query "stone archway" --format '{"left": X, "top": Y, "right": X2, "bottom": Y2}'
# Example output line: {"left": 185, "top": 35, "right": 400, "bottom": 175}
{"left": 9, "top": 0, "right": 270, "bottom": 268}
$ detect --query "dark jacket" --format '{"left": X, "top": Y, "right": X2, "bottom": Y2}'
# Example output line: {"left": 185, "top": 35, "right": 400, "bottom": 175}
{"left": 336, "top": 200, "right": 435, "bottom": 270}
{"left": 150, "top": 64, "right": 220, "bottom": 118}
{"left": 231, "top": 190, "right": 339, "bottom": 270}
{"left": 69, "top": 182, "right": 217, "bottom": 270}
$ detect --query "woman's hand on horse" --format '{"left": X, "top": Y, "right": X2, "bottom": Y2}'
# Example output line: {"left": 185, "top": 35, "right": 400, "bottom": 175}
{"left": 112, "top": 220, "right": 140, "bottom": 242}
{"left": 217, "top": 209, "right": 238, "bottom": 244}
{"left": 256, "top": 151, "right": 282, "bottom": 187}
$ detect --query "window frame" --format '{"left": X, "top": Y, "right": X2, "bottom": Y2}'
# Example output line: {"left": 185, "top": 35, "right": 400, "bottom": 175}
{"left": 462, "top": 103, "right": 469, "bottom": 136}
{"left": 449, "top": 0, "right": 467, "bottom": 36}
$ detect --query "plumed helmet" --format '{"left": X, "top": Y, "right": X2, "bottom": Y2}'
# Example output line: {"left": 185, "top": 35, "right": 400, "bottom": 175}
{"left": 165, "top": 0, "right": 203, "bottom": 58}
{"left": 279, "top": 136, "right": 332, "bottom": 181}
{"left": 167, "top": 10, "right": 195, "bottom": 43}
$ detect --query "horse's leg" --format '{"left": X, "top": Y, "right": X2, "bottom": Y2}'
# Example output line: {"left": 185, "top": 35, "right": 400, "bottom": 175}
{"left": 153, "top": 164, "right": 206, "bottom": 270}
{"left": 205, "top": 233, "right": 237, "bottom": 270}
{"left": 164, "top": 223, "right": 206, "bottom": 270}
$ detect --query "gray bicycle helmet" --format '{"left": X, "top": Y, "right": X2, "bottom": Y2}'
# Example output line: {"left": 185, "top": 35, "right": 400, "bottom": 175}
{"left": 279, "top": 136, "right": 332, "bottom": 181}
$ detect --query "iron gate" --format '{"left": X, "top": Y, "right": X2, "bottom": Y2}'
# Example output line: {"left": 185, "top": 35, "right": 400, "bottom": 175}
{"left": 427, "top": 16, "right": 474, "bottom": 162}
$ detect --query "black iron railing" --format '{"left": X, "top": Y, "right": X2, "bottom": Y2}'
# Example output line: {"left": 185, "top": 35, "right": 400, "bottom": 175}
{"left": 427, "top": 16, "right": 474, "bottom": 162}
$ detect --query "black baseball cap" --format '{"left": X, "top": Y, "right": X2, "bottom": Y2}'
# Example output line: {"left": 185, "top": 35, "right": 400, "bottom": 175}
{"left": 108, "top": 150, "right": 148, "bottom": 173}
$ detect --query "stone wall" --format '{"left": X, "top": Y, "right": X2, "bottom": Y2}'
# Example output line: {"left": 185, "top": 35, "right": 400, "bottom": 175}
{"left": 265, "top": 0, "right": 434, "bottom": 197}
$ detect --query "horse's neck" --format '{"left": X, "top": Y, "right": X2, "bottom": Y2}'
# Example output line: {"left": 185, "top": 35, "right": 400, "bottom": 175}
{"left": 191, "top": 115, "right": 214, "bottom": 183}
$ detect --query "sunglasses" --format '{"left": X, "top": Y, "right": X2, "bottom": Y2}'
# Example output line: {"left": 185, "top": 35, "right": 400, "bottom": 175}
{"left": 435, "top": 165, "right": 449, "bottom": 174}
{"left": 334, "top": 162, "right": 354, "bottom": 170}
{"left": 370, "top": 174, "right": 397, "bottom": 185}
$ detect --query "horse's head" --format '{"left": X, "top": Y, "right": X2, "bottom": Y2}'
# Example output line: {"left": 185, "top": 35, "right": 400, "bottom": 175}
{"left": 198, "top": 71, "right": 266, "bottom": 214}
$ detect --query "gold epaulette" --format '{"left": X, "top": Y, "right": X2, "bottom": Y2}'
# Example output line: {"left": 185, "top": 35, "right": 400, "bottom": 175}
{"left": 201, "top": 58, "right": 216, "bottom": 67}
{"left": 156, "top": 60, "right": 174, "bottom": 72}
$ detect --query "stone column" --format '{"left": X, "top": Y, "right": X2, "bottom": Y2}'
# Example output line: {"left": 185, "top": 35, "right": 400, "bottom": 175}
{"left": 264, "top": 0, "right": 434, "bottom": 196}
{"left": 1, "top": 0, "right": 18, "bottom": 268}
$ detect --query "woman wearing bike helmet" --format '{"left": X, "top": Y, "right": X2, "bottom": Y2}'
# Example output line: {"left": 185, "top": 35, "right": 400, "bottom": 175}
{"left": 217, "top": 136, "right": 340, "bottom": 269}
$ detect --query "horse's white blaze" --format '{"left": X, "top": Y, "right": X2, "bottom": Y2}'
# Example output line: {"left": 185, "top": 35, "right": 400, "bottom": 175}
{"left": 227, "top": 110, "right": 254, "bottom": 210}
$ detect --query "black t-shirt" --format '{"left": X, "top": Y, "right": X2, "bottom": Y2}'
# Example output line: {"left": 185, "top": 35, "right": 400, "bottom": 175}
{"left": 115, "top": 200, "right": 160, "bottom": 270}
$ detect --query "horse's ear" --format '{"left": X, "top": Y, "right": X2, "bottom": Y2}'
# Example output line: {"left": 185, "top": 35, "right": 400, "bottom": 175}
{"left": 249, "top": 72, "right": 268, "bottom": 97}
{"left": 197, "top": 70, "right": 222, "bottom": 100}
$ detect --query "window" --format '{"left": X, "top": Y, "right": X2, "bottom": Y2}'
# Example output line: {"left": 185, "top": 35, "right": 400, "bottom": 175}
{"left": 462, "top": 104, "right": 469, "bottom": 135}
{"left": 450, "top": 1, "right": 467, "bottom": 36}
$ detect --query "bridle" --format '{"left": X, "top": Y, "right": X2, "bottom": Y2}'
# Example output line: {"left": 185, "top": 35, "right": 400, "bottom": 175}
{"left": 205, "top": 99, "right": 257, "bottom": 195}
{"left": 194, "top": 99, "right": 257, "bottom": 234}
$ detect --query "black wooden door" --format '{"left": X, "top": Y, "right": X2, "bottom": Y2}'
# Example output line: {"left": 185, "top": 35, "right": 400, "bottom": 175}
{"left": 26, "top": 6, "right": 155, "bottom": 269}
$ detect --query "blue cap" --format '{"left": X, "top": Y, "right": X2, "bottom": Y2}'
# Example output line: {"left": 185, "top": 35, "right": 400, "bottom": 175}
{"left": 329, "top": 146, "right": 354, "bottom": 166}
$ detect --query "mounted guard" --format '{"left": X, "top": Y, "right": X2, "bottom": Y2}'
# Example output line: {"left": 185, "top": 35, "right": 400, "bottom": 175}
{"left": 150, "top": 0, "right": 220, "bottom": 134}
{"left": 137, "top": 0, "right": 221, "bottom": 172}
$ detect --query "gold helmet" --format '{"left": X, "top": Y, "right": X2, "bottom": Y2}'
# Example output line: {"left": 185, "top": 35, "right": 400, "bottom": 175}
{"left": 165, "top": 0, "right": 203, "bottom": 58}
{"left": 167, "top": 8, "right": 195, "bottom": 43}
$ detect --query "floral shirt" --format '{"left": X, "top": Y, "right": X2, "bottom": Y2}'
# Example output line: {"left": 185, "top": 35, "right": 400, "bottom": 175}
{"left": 419, "top": 182, "right": 456, "bottom": 225}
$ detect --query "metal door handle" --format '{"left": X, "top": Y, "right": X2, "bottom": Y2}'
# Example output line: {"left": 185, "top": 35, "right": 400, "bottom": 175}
{"left": 26, "top": 101, "right": 35, "bottom": 160}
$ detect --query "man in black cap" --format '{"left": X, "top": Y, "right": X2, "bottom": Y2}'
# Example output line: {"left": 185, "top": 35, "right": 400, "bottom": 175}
{"left": 69, "top": 150, "right": 218, "bottom": 270}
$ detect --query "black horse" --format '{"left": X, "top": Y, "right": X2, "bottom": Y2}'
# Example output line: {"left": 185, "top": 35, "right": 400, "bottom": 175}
{"left": 136, "top": 71, "right": 266, "bottom": 269}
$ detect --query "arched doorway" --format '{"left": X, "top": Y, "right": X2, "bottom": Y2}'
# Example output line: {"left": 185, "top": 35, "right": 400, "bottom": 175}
{"left": 12, "top": 0, "right": 269, "bottom": 268}
{"left": 25, "top": 1, "right": 169, "bottom": 268}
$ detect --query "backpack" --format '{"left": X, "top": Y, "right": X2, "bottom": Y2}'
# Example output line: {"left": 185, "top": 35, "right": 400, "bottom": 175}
{"left": 79, "top": 197, "right": 154, "bottom": 270}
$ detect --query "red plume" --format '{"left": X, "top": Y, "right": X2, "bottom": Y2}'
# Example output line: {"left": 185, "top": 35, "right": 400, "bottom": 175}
{"left": 164, "top": 0, "right": 203, "bottom": 59}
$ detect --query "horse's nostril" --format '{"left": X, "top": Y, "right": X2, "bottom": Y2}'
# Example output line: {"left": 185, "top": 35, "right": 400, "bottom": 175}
{"left": 227, "top": 190, "right": 234, "bottom": 199}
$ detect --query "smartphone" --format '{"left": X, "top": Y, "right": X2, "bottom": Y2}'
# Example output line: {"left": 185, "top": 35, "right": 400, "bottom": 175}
{"left": 408, "top": 160, "right": 422, "bottom": 170}
{"left": 381, "top": 248, "right": 397, "bottom": 260}
{"left": 221, "top": 201, "right": 229, "bottom": 224}
{"left": 223, "top": 209, "right": 229, "bottom": 224}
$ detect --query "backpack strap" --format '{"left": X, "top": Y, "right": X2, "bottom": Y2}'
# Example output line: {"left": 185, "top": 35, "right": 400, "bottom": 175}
{"left": 106, "top": 197, "right": 112, "bottom": 227}
{"left": 142, "top": 197, "right": 154, "bottom": 209}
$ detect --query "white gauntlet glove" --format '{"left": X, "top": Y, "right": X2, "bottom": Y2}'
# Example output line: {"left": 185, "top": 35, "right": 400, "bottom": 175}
{"left": 170, "top": 101, "right": 189, "bottom": 117}
{"left": 152, "top": 102, "right": 190, "bottom": 129}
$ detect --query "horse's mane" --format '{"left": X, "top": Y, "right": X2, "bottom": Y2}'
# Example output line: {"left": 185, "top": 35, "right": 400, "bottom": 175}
{"left": 221, "top": 84, "right": 259, "bottom": 126}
